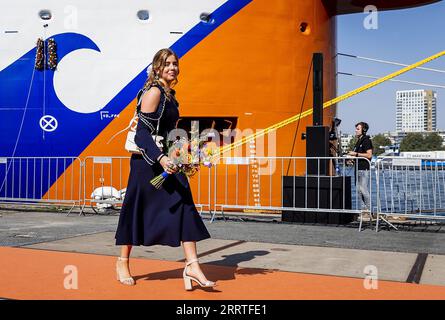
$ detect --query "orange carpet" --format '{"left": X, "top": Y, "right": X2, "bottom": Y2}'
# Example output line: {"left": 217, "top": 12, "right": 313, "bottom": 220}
{"left": 1, "top": 246, "right": 444, "bottom": 300}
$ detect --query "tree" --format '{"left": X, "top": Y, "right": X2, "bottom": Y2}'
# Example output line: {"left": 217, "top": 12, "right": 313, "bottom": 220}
{"left": 372, "top": 134, "right": 392, "bottom": 155}
{"left": 400, "top": 132, "right": 444, "bottom": 151}
{"left": 424, "top": 132, "right": 444, "bottom": 151}
{"left": 400, "top": 133, "right": 425, "bottom": 151}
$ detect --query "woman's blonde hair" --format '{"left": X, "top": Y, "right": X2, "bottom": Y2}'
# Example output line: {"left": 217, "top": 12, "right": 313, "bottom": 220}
{"left": 143, "top": 48, "right": 179, "bottom": 99}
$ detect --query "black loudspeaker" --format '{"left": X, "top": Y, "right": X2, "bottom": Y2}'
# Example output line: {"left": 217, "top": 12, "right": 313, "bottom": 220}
{"left": 313, "top": 53, "right": 323, "bottom": 126}
{"left": 281, "top": 176, "right": 353, "bottom": 224}
{"left": 306, "top": 126, "right": 329, "bottom": 175}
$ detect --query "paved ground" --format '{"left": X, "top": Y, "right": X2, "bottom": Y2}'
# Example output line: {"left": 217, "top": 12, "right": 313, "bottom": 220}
{"left": 1, "top": 207, "right": 445, "bottom": 293}
{"left": 1, "top": 209, "right": 445, "bottom": 254}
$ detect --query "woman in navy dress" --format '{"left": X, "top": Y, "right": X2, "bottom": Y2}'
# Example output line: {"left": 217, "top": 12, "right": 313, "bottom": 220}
{"left": 115, "top": 48, "right": 216, "bottom": 290}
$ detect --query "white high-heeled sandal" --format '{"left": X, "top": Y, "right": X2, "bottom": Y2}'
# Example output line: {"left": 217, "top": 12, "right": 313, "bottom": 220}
{"left": 183, "top": 258, "right": 216, "bottom": 291}
{"left": 116, "top": 257, "right": 135, "bottom": 286}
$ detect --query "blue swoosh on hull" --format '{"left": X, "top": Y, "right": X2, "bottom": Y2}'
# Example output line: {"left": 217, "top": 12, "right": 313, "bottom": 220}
{"left": 0, "top": 0, "right": 252, "bottom": 158}
{"left": 0, "top": 32, "right": 101, "bottom": 157}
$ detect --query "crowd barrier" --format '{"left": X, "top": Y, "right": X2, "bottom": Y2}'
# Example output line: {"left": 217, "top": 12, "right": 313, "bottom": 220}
{"left": 210, "top": 156, "right": 372, "bottom": 231}
{"left": 375, "top": 157, "right": 445, "bottom": 231}
{"left": 2, "top": 155, "right": 445, "bottom": 232}
{"left": 80, "top": 156, "right": 209, "bottom": 216}
{"left": 0, "top": 157, "right": 82, "bottom": 214}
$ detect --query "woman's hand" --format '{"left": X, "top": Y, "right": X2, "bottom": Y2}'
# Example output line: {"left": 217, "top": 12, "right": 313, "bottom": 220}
{"left": 159, "top": 156, "right": 177, "bottom": 174}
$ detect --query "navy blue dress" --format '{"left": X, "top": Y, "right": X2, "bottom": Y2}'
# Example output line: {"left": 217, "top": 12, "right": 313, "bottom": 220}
{"left": 115, "top": 84, "right": 211, "bottom": 247}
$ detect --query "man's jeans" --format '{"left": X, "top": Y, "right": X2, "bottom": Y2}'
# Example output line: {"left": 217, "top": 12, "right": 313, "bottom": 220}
{"left": 357, "top": 170, "right": 371, "bottom": 211}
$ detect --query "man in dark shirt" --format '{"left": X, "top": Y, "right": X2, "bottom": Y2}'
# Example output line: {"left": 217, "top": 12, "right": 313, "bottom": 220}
{"left": 348, "top": 122, "right": 373, "bottom": 213}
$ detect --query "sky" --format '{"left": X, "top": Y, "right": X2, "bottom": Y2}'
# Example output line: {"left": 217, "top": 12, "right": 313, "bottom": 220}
{"left": 336, "top": 1, "right": 445, "bottom": 135}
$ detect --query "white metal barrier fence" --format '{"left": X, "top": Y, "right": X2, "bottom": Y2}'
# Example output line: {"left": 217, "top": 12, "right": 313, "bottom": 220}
{"left": 4, "top": 155, "right": 445, "bottom": 232}
{"left": 80, "top": 156, "right": 211, "bottom": 216}
{"left": 0, "top": 157, "right": 82, "bottom": 214}
{"left": 375, "top": 157, "right": 445, "bottom": 231}
{"left": 79, "top": 155, "right": 373, "bottom": 229}
{"left": 81, "top": 156, "right": 131, "bottom": 215}
{"left": 0, "top": 156, "right": 373, "bottom": 229}
{"left": 210, "top": 156, "right": 373, "bottom": 230}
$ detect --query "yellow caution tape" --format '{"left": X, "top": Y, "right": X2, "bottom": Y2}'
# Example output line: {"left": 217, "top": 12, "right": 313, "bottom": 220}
{"left": 219, "top": 50, "right": 445, "bottom": 155}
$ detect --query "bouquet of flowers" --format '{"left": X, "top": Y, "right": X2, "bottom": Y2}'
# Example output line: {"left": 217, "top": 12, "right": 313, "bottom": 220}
{"left": 150, "top": 124, "right": 218, "bottom": 189}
